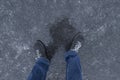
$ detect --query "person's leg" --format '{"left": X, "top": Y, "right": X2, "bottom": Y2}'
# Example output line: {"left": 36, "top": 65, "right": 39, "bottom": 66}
{"left": 65, "top": 32, "right": 84, "bottom": 80}
{"left": 65, "top": 51, "right": 82, "bottom": 80}
{"left": 27, "top": 40, "right": 55, "bottom": 80}
{"left": 27, "top": 57, "right": 50, "bottom": 80}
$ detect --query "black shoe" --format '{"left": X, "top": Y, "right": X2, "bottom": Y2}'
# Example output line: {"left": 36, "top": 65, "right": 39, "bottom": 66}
{"left": 33, "top": 40, "right": 48, "bottom": 60}
{"left": 69, "top": 32, "right": 84, "bottom": 52}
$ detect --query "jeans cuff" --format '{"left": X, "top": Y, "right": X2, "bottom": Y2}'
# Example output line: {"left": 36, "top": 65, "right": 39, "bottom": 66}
{"left": 36, "top": 57, "right": 50, "bottom": 70}
{"left": 65, "top": 50, "right": 77, "bottom": 61}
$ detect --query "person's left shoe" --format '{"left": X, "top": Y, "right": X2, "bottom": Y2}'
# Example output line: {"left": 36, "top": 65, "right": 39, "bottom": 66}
{"left": 33, "top": 40, "right": 48, "bottom": 60}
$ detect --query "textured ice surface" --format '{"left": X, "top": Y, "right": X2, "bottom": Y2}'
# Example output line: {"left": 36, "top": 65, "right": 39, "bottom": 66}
{"left": 0, "top": 0, "right": 120, "bottom": 80}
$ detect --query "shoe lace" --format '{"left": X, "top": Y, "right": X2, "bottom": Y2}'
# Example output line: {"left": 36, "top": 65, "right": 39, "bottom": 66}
{"left": 71, "top": 41, "right": 82, "bottom": 52}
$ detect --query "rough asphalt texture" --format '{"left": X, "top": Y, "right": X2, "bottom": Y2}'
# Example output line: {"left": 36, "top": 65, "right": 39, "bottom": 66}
{"left": 0, "top": 0, "right": 120, "bottom": 80}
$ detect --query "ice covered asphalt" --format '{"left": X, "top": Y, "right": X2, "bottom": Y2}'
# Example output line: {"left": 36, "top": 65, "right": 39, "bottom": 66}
{"left": 0, "top": 0, "right": 120, "bottom": 80}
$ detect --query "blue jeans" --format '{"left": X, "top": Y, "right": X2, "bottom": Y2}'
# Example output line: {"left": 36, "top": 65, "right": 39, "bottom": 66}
{"left": 27, "top": 51, "right": 82, "bottom": 80}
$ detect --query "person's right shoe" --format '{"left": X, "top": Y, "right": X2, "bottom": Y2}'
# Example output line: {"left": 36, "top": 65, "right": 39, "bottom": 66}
{"left": 69, "top": 32, "right": 84, "bottom": 52}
